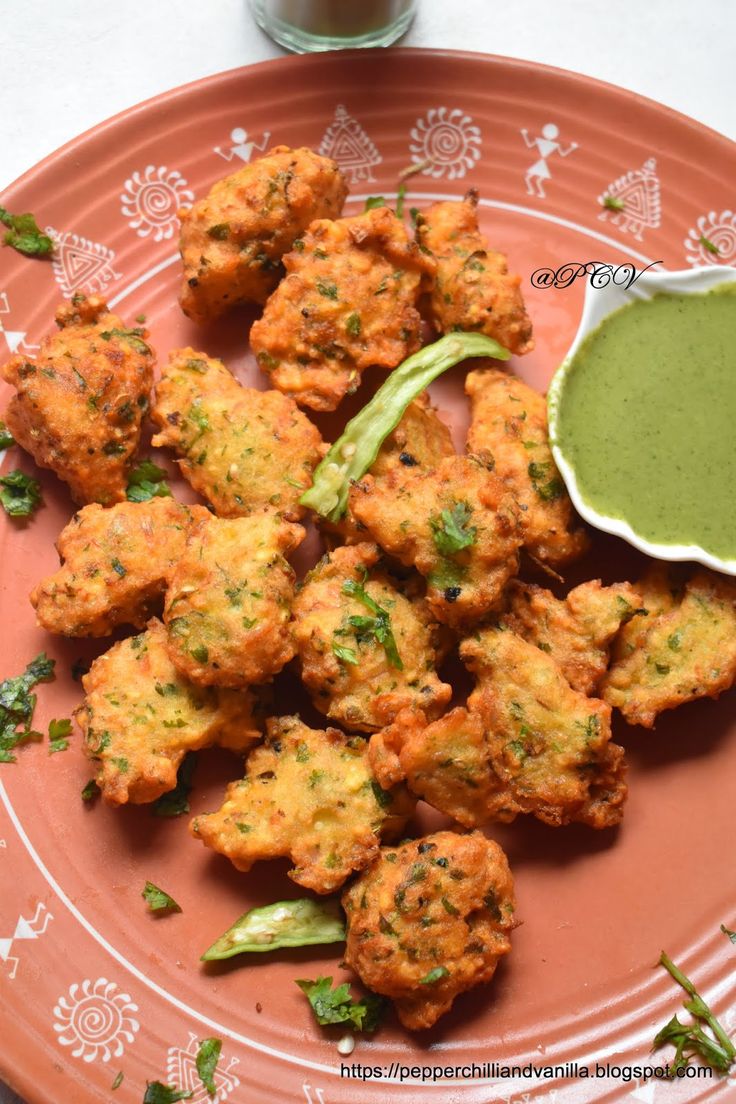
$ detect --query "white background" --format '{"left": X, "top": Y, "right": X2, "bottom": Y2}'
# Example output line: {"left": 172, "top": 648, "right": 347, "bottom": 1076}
{"left": 1, "top": 1, "right": 734, "bottom": 1101}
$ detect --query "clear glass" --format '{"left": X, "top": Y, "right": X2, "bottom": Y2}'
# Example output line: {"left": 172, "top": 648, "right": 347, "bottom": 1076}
{"left": 250, "top": 0, "right": 417, "bottom": 52}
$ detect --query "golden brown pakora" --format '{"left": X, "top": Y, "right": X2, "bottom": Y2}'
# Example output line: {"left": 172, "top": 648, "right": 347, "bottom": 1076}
{"left": 190, "top": 715, "right": 414, "bottom": 894}
{"left": 0, "top": 294, "right": 154, "bottom": 505}
{"left": 164, "top": 509, "right": 304, "bottom": 688}
{"left": 452, "top": 627, "right": 627, "bottom": 828}
{"left": 178, "top": 145, "right": 348, "bottom": 324}
{"left": 321, "top": 394, "right": 456, "bottom": 546}
{"left": 292, "top": 542, "right": 452, "bottom": 731}
{"left": 350, "top": 455, "right": 522, "bottom": 627}
{"left": 150, "top": 348, "right": 323, "bottom": 519}
{"left": 465, "top": 367, "right": 588, "bottom": 569}
{"left": 30, "top": 497, "right": 207, "bottom": 637}
{"left": 250, "top": 205, "right": 436, "bottom": 411}
{"left": 342, "top": 830, "right": 516, "bottom": 1030}
{"left": 416, "top": 190, "right": 533, "bottom": 355}
{"left": 76, "top": 618, "right": 262, "bottom": 805}
{"left": 504, "top": 578, "right": 643, "bottom": 695}
{"left": 602, "top": 566, "right": 736, "bottom": 728}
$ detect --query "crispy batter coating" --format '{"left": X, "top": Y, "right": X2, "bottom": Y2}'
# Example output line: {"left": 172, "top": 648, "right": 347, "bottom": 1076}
{"left": 322, "top": 394, "right": 456, "bottom": 545}
{"left": 342, "top": 830, "right": 516, "bottom": 1030}
{"left": 30, "top": 497, "right": 207, "bottom": 637}
{"left": 504, "top": 579, "right": 643, "bottom": 695}
{"left": 178, "top": 146, "right": 347, "bottom": 324}
{"left": 350, "top": 455, "right": 522, "bottom": 627}
{"left": 190, "top": 715, "right": 414, "bottom": 894}
{"left": 292, "top": 543, "right": 452, "bottom": 732}
{"left": 250, "top": 206, "right": 436, "bottom": 411}
{"left": 76, "top": 618, "right": 262, "bottom": 805}
{"left": 417, "top": 191, "right": 533, "bottom": 355}
{"left": 150, "top": 348, "right": 322, "bottom": 519}
{"left": 602, "top": 567, "right": 736, "bottom": 728}
{"left": 164, "top": 510, "right": 304, "bottom": 688}
{"left": 456, "top": 628, "right": 627, "bottom": 828}
{"left": 465, "top": 367, "right": 588, "bottom": 569}
{"left": 0, "top": 295, "right": 154, "bottom": 505}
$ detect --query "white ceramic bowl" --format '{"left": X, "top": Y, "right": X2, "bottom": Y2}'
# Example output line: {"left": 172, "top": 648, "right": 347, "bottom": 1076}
{"left": 547, "top": 264, "right": 736, "bottom": 575}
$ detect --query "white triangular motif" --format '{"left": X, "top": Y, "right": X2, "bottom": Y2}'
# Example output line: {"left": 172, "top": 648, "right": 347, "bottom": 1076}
{"left": 0, "top": 938, "right": 13, "bottom": 962}
{"left": 1, "top": 328, "right": 33, "bottom": 355}
{"left": 598, "top": 158, "right": 661, "bottom": 241}
{"left": 46, "top": 227, "right": 122, "bottom": 298}
{"left": 630, "top": 1081, "right": 657, "bottom": 1103}
{"left": 13, "top": 916, "right": 36, "bottom": 940}
{"left": 318, "top": 105, "right": 382, "bottom": 184}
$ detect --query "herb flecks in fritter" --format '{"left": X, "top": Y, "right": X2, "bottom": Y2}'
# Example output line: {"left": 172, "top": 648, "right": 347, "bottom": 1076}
{"left": 250, "top": 205, "right": 436, "bottom": 411}
{"left": 293, "top": 543, "right": 451, "bottom": 732}
{"left": 31, "top": 498, "right": 207, "bottom": 637}
{"left": 164, "top": 509, "right": 304, "bottom": 688}
{"left": 416, "top": 190, "right": 533, "bottom": 355}
{"left": 1, "top": 294, "right": 154, "bottom": 505}
{"left": 342, "top": 831, "right": 516, "bottom": 1030}
{"left": 190, "top": 715, "right": 414, "bottom": 894}
{"left": 178, "top": 145, "right": 347, "bottom": 324}
{"left": 465, "top": 366, "right": 588, "bottom": 569}
{"left": 151, "top": 348, "right": 322, "bottom": 520}
{"left": 350, "top": 454, "right": 522, "bottom": 628}
{"left": 76, "top": 619, "right": 262, "bottom": 805}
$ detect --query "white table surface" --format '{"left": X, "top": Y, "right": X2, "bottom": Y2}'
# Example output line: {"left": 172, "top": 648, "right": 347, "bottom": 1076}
{"left": 1, "top": 1, "right": 734, "bottom": 1101}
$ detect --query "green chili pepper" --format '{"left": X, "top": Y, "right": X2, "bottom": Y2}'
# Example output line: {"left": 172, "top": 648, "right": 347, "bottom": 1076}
{"left": 299, "top": 332, "right": 510, "bottom": 522}
{"left": 201, "top": 897, "right": 345, "bottom": 960}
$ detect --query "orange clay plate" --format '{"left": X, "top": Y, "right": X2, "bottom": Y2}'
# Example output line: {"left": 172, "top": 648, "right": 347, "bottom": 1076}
{"left": 1, "top": 50, "right": 735, "bottom": 1104}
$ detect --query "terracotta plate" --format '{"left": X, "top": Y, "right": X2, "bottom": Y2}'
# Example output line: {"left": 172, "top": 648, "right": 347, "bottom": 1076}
{"left": 1, "top": 49, "right": 735, "bottom": 1104}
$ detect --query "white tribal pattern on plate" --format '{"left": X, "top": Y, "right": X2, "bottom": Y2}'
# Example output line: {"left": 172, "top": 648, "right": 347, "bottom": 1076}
{"left": 52, "top": 977, "right": 140, "bottom": 1063}
{"left": 408, "top": 107, "right": 481, "bottom": 180}
{"left": 120, "top": 165, "right": 194, "bottom": 241}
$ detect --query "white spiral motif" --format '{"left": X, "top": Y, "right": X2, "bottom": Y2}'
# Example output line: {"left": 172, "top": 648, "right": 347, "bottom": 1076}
{"left": 53, "top": 977, "right": 140, "bottom": 1063}
{"left": 409, "top": 107, "right": 482, "bottom": 180}
{"left": 120, "top": 165, "right": 194, "bottom": 241}
{"left": 683, "top": 210, "right": 736, "bottom": 267}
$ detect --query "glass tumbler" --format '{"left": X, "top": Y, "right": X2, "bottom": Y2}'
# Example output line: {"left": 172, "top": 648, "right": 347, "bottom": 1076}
{"left": 250, "top": 0, "right": 417, "bottom": 53}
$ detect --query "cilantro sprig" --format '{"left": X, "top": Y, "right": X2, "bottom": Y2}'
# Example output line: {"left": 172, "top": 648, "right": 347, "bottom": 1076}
{"left": 0, "top": 206, "right": 53, "bottom": 257}
{"left": 653, "top": 949, "right": 736, "bottom": 1076}
{"left": 126, "top": 459, "right": 172, "bottom": 502}
{"left": 48, "top": 718, "right": 72, "bottom": 755}
{"left": 0, "top": 653, "right": 55, "bottom": 763}
{"left": 195, "top": 1037, "right": 222, "bottom": 1096}
{"left": 143, "top": 1083, "right": 192, "bottom": 1103}
{"left": 340, "top": 573, "right": 403, "bottom": 670}
{"left": 296, "top": 976, "right": 385, "bottom": 1032}
{"left": 142, "top": 881, "right": 182, "bottom": 914}
{"left": 151, "top": 753, "right": 197, "bottom": 817}
{"left": 0, "top": 469, "right": 43, "bottom": 518}
{"left": 430, "top": 501, "right": 476, "bottom": 556}
{"left": 0, "top": 420, "right": 14, "bottom": 451}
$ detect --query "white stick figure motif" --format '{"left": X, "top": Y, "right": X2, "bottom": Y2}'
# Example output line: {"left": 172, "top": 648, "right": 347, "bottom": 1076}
{"left": 214, "top": 127, "right": 272, "bottom": 163}
{"left": 520, "top": 123, "right": 577, "bottom": 198}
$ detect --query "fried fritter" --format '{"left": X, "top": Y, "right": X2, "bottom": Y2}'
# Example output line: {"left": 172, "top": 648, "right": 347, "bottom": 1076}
{"left": 350, "top": 455, "right": 522, "bottom": 627}
{"left": 30, "top": 497, "right": 207, "bottom": 637}
{"left": 504, "top": 579, "right": 643, "bottom": 695}
{"left": 292, "top": 543, "right": 452, "bottom": 732}
{"left": 416, "top": 190, "right": 533, "bottom": 356}
{"left": 321, "top": 394, "right": 456, "bottom": 545}
{"left": 178, "top": 145, "right": 347, "bottom": 324}
{"left": 250, "top": 206, "right": 436, "bottom": 411}
{"left": 0, "top": 294, "right": 154, "bottom": 505}
{"left": 76, "top": 618, "right": 262, "bottom": 805}
{"left": 466, "top": 367, "right": 588, "bottom": 568}
{"left": 456, "top": 627, "right": 627, "bottom": 828}
{"left": 602, "top": 567, "right": 736, "bottom": 728}
{"left": 342, "top": 830, "right": 516, "bottom": 1030}
{"left": 150, "top": 348, "right": 322, "bottom": 519}
{"left": 190, "top": 715, "right": 414, "bottom": 894}
{"left": 164, "top": 509, "right": 303, "bottom": 688}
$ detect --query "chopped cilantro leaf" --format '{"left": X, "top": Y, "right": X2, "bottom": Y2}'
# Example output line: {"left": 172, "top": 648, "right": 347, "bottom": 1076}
{"left": 81, "top": 779, "right": 100, "bottom": 803}
{"left": 110, "top": 558, "right": 127, "bottom": 578}
{"left": 0, "top": 652, "right": 55, "bottom": 763}
{"left": 345, "top": 312, "right": 362, "bottom": 336}
{"left": 111, "top": 1070, "right": 124, "bottom": 1090}
{"left": 207, "top": 223, "right": 229, "bottom": 240}
{"left": 395, "top": 183, "right": 406, "bottom": 219}
{"left": 126, "top": 459, "right": 172, "bottom": 502}
{"left": 152, "top": 753, "right": 197, "bottom": 817}
{"left": 699, "top": 234, "right": 720, "bottom": 256}
{"left": 0, "top": 206, "right": 53, "bottom": 257}
{"left": 528, "top": 460, "right": 564, "bottom": 502}
{"left": 601, "top": 195, "right": 625, "bottom": 211}
{"left": 0, "top": 469, "right": 43, "bottom": 518}
{"left": 721, "top": 923, "right": 736, "bottom": 944}
{"left": 142, "top": 881, "right": 182, "bottom": 914}
{"left": 342, "top": 577, "right": 403, "bottom": 670}
{"left": 99, "top": 327, "right": 151, "bottom": 355}
{"left": 419, "top": 965, "right": 450, "bottom": 985}
{"left": 48, "top": 717, "right": 72, "bottom": 754}
{"left": 430, "top": 501, "right": 476, "bottom": 556}
{"left": 143, "top": 1083, "right": 193, "bottom": 1104}
{"left": 191, "top": 644, "right": 209, "bottom": 664}
{"left": 316, "top": 279, "right": 338, "bottom": 300}
{"left": 195, "top": 1037, "right": 222, "bottom": 1095}
{"left": 296, "top": 976, "right": 384, "bottom": 1032}
{"left": 332, "top": 641, "right": 359, "bottom": 666}
{"left": 0, "top": 420, "right": 14, "bottom": 450}
{"left": 363, "top": 196, "right": 386, "bottom": 211}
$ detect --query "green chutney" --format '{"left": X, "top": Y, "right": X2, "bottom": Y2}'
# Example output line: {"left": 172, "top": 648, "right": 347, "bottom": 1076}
{"left": 552, "top": 282, "right": 736, "bottom": 561}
